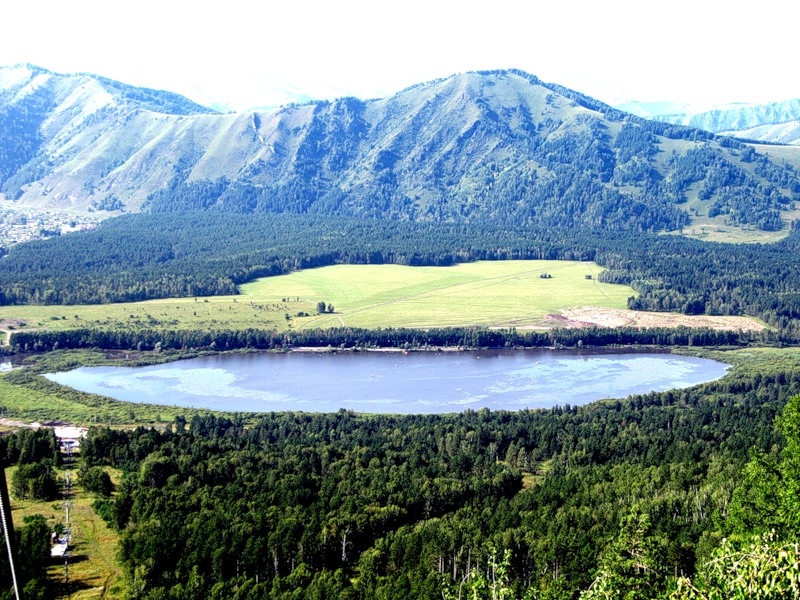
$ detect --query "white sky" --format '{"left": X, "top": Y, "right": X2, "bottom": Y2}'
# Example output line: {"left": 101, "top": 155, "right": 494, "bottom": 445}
{"left": 1, "top": 0, "right": 797, "bottom": 112}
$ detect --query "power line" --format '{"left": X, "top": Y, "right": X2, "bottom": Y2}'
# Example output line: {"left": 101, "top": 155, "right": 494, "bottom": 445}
{"left": 0, "top": 468, "right": 22, "bottom": 600}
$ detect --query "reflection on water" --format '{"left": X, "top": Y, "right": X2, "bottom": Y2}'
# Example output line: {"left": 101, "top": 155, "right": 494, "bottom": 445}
{"left": 45, "top": 349, "right": 729, "bottom": 414}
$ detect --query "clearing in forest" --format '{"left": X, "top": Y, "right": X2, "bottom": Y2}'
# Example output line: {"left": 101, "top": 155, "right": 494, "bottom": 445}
{"left": 245, "top": 260, "right": 632, "bottom": 329}
{"left": 0, "top": 260, "right": 765, "bottom": 335}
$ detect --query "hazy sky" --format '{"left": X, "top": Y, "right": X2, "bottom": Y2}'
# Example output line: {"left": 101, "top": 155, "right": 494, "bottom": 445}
{"left": 1, "top": 0, "right": 796, "bottom": 111}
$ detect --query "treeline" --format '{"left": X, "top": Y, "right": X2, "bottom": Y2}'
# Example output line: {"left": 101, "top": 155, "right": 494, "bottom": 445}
{"left": 73, "top": 359, "right": 800, "bottom": 599}
{"left": 8, "top": 325, "right": 759, "bottom": 354}
{"left": 1, "top": 427, "right": 62, "bottom": 502}
{"left": 4, "top": 213, "right": 800, "bottom": 331}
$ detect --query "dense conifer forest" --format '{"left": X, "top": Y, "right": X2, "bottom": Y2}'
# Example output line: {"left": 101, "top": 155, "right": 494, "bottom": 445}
{"left": 5, "top": 222, "right": 800, "bottom": 598}
{"left": 5, "top": 210, "right": 800, "bottom": 599}
{"left": 5, "top": 362, "right": 799, "bottom": 598}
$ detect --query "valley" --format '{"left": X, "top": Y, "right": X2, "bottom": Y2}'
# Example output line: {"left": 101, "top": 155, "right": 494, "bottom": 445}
{"left": 2, "top": 64, "right": 800, "bottom": 600}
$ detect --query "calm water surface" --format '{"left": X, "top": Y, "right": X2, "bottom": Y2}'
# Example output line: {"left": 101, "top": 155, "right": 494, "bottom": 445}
{"left": 44, "top": 349, "right": 729, "bottom": 414}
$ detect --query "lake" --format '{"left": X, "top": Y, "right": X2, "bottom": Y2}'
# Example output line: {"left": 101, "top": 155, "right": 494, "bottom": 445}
{"left": 43, "top": 349, "right": 729, "bottom": 414}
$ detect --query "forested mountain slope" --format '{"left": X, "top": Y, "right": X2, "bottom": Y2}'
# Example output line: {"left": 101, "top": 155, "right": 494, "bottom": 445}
{"left": 2, "top": 65, "right": 799, "bottom": 232}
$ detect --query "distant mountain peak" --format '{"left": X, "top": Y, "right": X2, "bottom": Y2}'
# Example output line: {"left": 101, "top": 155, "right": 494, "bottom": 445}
{"left": 619, "top": 98, "right": 800, "bottom": 145}
{"left": 0, "top": 64, "right": 217, "bottom": 116}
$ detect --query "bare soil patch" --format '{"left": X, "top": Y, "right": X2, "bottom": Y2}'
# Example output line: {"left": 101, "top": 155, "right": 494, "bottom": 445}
{"left": 530, "top": 306, "right": 766, "bottom": 332}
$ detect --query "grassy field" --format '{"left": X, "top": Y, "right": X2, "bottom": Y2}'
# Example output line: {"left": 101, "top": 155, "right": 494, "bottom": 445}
{"left": 0, "top": 260, "right": 635, "bottom": 340}
{"left": 8, "top": 463, "right": 126, "bottom": 599}
{"left": 0, "top": 349, "right": 230, "bottom": 425}
{"left": 242, "top": 260, "right": 635, "bottom": 329}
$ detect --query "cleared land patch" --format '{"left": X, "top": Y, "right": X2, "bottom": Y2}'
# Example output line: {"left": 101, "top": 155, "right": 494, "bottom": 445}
{"left": 540, "top": 306, "right": 765, "bottom": 332}
{"left": 7, "top": 464, "right": 125, "bottom": 599}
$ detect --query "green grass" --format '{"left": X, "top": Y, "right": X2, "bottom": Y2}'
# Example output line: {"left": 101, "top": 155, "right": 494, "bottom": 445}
{"left": 0, "top": 350, "right": 223, "bottom": 425}
{"left": 8, "top": 465, "right": 126, "bottom": 599}
{"left": 674, "top": 206, "right": 800, "bottom": 244}
{"left": 694, "top": 345, "right": 800, "bottom": 375}
{"left": 242, "top": 260, "right": 633, "bottom": 329}
{"left": 0, "top": 260, "right": 636, "bottom": 338}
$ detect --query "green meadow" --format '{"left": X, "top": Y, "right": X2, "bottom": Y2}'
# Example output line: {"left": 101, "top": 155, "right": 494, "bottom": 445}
{"left": 242, "top": 260, "right": 633, "bottom": 329}
{"left": 0, "top": 260, "right": 635, "bottom": 338}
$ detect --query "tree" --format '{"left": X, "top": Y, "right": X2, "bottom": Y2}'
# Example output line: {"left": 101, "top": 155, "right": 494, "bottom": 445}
{"left": 669, "top": 533, "right": 800, "bottom": 599}
{"left": 317, "top": 301, "right": 327, "bottom": 314}
{"left": 580, "top": 510, "right": 665, "bottom": 600}
{"left": 442, "top": 547, "right": 517, "bottom": 600}
{"left": 80, "top": 466, "right": 113, "bottom": 497}
{"left": 18, "top": 514, "right": 52, "bottom": 599}
{"left": 11, "top": 462, "right": 58, "bottom": 501}
{"left": 669, "top": 396, "right": 800, "bottom": 598}
{"left": 728, "top": 395, "right": 800, "bottom": 538}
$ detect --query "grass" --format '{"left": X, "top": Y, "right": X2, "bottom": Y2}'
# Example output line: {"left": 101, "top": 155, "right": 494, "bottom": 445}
{"left": 0, "top": 350, "right": 225, "bottom": 425}
{"left": 0, "top": 260, "right": 636, "bottom": 341}
{"left": 8, "top": 464, "right": 126, "bottom": 599}
{"left": 241, "top": 261, "right": 634, "bottom": 329}
{"left": 675, "top": 206, "right": 800, "bottom": 244}
{"left": 694, "top": 345, "right": 800, "bottom": 376}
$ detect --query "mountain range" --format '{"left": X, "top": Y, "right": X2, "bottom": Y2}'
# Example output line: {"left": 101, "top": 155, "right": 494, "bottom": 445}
{"left": 619, "top": 99, "right": 800, "bottom": 145}
{"left": 1, "top": 64, "right": 799, "bottom": 233}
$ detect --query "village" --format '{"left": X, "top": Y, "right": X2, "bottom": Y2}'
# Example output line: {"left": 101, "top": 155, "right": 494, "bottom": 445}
{"left": 0, "top": 203, "right": 101, "bottom": 247}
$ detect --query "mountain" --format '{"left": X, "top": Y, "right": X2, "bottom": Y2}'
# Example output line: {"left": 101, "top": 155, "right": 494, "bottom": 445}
{"left": 621, "top": 99, "right": 800, "bottom": 145}
{"left": 613, "top": 100, "right": 693, "bottom": 119}
{"left": 2, "top": 65, "right": 800, "bottom": 232}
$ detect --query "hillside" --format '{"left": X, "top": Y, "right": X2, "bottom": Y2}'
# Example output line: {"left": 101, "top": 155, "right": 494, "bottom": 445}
{"left": 2, "top": 66, "right": 800, "bottom": 233}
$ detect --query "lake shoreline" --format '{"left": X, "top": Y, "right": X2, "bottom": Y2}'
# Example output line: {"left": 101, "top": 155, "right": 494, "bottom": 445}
{"left": 10, "top": 342, "right": 684, "bottom": 373}
{"left": 44, "top": 348, "right": 731, "bottom": 415}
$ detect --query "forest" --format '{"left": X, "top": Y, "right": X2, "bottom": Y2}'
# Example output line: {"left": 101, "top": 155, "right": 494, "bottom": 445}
{"left": 4, "top": 355, "right": 800, "bottom": 599}
{"left": 4, "top": 212, "right": 800, "bottom": 335}
{"left": 6, "top": 323, "right": 762, "bottom": 355}
{"left": 4, "top": 213, "right": 800, "bottom": 599}
{"left": 4, "top": 224, "right": 800, "bottom": 598}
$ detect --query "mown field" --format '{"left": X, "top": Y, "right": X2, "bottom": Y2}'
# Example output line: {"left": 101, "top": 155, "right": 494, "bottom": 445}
{"left": 0, "top": 260, "right": 635, "bottom": 339}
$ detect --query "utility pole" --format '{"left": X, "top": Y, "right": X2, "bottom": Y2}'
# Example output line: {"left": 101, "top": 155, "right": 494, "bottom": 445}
{"left": 0, "top": 467, "right": 22, "bottom": 600}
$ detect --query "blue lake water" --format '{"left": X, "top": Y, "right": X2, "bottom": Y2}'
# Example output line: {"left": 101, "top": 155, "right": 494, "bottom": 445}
{"left": 43, "top": 349, "right": 730, "bottom": 414}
